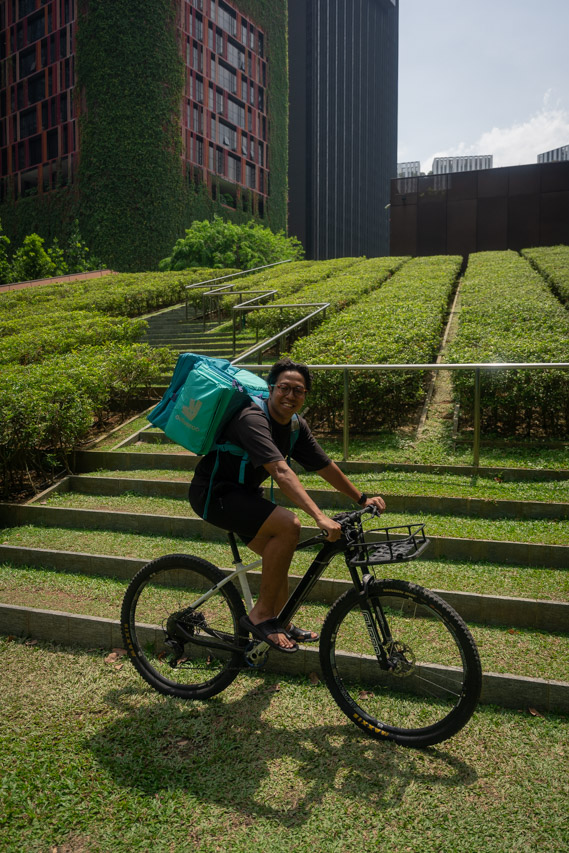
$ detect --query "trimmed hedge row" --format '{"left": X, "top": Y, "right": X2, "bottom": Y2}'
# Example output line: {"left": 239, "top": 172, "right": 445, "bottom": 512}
{"left": 447, "top": 251, "right": 569, "bottom": 435}
{"left": 0, "top": 344, "right": 172, "bottom": 494}
{"left": 0, "top": 268, "right": 235, "bottom": 320}
{"left": 247, "top": 257, "right": 409, "bottom": 338}
{"left": 522, "top": 245, "right": 569, "bottom": 306}
{"left": 216, "top": 258, "right": 357, "bottom": 315}
{"left": 290, "top": 256, "right": 461, "bottom": 429}
{"left": 186, "top": 261, "right": 315, "bottom": 316}
{"left": 0, "top": 312, "right": 147, "bottom": 366}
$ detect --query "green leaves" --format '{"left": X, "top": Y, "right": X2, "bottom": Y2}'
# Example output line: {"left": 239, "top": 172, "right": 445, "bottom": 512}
{"left": 291, "top": 256, "right": 461, "bottom": 429}
{"left": 447, "top": 250, "right": 569, "bottom": 435}
{"left": 159, "top": 216, "right": 304, "bottom": 272}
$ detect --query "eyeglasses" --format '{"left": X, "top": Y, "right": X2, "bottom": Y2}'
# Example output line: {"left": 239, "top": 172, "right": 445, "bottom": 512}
{"left": 272, "top": 382, "right": 307, "bottom": 398}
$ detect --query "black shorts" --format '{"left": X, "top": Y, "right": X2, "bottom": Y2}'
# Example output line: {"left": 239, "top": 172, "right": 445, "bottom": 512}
{"left": 188, "top": 479, "right": 277, "bottom": 545}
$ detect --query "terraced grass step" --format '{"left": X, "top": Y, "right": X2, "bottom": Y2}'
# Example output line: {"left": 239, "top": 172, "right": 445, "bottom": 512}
{"left": 55, "top": 473, "right": 569, "bottom": 520}
{"left": 1, "top": 546, "right": 567, "bottom": 631}
{"left": 1, "top": 527, "right": 566, "bottom": 603}
{"left": 73, "top": 449, "right": 569, "bottom": 481}
{"left": 27, "top": 482, "right": 569, "bottom": 546}
{"left": 1, "top": 597, "right": 568, "bottom": 713}
{"left": 78, "top": 465, "right": 569, "bottom": 503}
{"left": 2, "top": 500, "right": 568, "bottom": 567}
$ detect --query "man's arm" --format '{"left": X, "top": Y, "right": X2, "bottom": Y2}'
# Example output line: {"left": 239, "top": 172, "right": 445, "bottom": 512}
{"left": 315, "top": 461, "right": 386, "bottom": 513}
{"left": 263, "top": 460, "right": 342, "bottom": 540}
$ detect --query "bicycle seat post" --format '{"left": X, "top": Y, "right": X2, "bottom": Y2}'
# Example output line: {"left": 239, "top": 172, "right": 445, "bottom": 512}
{"left": 227, "top": 531, "right": 255, "bottom": 613}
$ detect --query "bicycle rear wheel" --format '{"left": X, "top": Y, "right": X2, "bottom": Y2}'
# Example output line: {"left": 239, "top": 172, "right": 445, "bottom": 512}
{"left": 121, "top": 554, "right": 247, "bottom": 700}
{"left": 319, "top": 578, "right": 481, "bottom": 748}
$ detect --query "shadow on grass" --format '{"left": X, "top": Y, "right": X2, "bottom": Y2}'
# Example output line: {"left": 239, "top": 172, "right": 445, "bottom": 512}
{"left": 86, "top": 678, "right": 477, "bottom": 827}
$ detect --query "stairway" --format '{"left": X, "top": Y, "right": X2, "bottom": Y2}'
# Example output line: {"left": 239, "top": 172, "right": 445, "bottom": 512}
{"left": 140, "top": 303, "right": 257, "bottom": 359}
{"left": 1, "top": 426, "right": 569, "bottom": 714}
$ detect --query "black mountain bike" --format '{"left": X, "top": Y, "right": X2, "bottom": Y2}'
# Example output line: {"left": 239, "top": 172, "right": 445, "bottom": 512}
{"left": 121, "top": 507, "right": 482, "bottom": 748}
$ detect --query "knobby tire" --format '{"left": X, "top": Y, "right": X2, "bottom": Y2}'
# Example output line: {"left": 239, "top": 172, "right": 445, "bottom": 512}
{"left": 319, "top": 578, "right": 482, "bottom": 747}
{"left": 121, "top": 553, "right": 247, "bottom": 700}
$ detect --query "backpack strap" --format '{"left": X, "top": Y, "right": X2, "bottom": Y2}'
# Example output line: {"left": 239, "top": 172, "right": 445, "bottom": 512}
{"left": 203, "top": 398, "right": 300, "bottom": 519}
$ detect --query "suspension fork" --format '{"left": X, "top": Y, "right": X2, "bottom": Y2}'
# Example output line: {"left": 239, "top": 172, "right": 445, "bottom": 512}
{"left": 355, "top": 574, "right": 393, "bottom": 670}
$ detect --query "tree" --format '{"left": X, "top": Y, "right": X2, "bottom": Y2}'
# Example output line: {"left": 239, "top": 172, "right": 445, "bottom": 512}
{"left": 159, "top": 216, "right": 304, "bottom": 271}
{"left": 11, "top": 234, "right": 55, "bottom": 282}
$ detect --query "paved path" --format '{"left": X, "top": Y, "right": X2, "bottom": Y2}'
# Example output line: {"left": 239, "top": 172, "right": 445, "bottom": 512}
{"left": 0, "top": 269, "right": 114, "bottom": 292}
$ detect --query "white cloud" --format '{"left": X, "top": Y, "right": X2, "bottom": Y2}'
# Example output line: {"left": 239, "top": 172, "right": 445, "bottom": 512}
{"left": 423, "top": 98, "right": 569, "bottom": 172}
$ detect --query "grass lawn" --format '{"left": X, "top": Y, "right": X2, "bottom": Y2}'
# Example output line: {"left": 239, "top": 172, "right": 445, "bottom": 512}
{"left": 1, "top": 637, "right": 568, "bottom": 853}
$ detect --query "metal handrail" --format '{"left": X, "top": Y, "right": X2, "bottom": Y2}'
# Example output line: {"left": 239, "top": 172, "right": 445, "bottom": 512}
{"left": 234, "top": 304, "right": 330, "bottom": 362}
{"left": 232, "top": 301, "right": 329, "bottom": 358}
{"left": 229, "top": 360, "right": 569, "bottom": 466}
{"left": 184, "top": 259, "right": 293, "bottom": 320}
{"left": 202, "top": 289, "right": 278, "bottom": 330}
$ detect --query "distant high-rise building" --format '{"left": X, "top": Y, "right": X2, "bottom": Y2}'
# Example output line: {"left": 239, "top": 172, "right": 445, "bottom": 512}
{"left": 288, "top": 0, "right": 399, "bottom": 260}
{"left": 432, "top": 155, "right": 493, "bottom": 174}
{"left": 538, "top": 145, "right": 569, "bottom": 163}
{"left": 397, "top": 161, "right": 421, "bottom": 178}
{"left": 0, "top": 0, "right": 287, "bottom": 269}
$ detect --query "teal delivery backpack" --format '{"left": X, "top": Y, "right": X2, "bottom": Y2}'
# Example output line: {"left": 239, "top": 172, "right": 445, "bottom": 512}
{"left": 147, "top": 353, "right": 269, "bottom": 455}
{"left": 148, "top": 353, "right": 299, "bottom": 518}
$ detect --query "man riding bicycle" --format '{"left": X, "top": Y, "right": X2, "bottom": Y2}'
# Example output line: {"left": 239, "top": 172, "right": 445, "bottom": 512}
{"left": 189, "top": 358, "right": 386, "bottom": 653}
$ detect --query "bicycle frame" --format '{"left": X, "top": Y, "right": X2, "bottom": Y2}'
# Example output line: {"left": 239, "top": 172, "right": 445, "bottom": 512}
{"left": 182, "top": 527, "right": 395, "bottom": 670}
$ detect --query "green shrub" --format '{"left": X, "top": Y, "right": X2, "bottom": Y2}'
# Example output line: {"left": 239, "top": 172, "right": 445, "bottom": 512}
{"left": 0, "top": 344, "right": 173, "bottom": 495}
{"left": 247, "top": 257, "right": 408, "bottom": 339}
{"left": 447, "top": 251, "right": 569, "bottom": 435}
{"left": 522, "top": 245, "right": 569, "bottom": 306}
{"left": 291, "top": 256, "right": 461, "bottom": 429}
{"left": 159, "top": 216, "right": 304, "bottom": 271}
{"left": 0, "top": 312, "right": 147, "bottom": 366}
{"left": 11, "top": 233, "right": 56, "bottom": 282}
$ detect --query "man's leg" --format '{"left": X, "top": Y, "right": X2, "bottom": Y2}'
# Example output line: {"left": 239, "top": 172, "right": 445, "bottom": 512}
{"left": 246, "top": 505, "right": 301, "bottom": 649}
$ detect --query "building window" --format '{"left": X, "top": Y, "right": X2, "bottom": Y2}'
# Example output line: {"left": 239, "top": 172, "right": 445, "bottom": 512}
{"left": 19, "top": 106, "right": 37, "bottom": 138}
{"left": 245, "top": 162, "right": 255, "bottom": 189}
{"left": 219, "top": 119, "right": 236, "bottom": 150}
{"left": 216, "top": 147, "right": 224, "bottom": 174}
{"left": 193, "top": 14, "right": 203, "bottom": 40}
{"left": 227, "top": 97, "right": 244, "bottom": 129}
{"left": 195, "top": 137, "right": 203, "bottom": 165}
{"left": 227, "top": 153, "right": 240, "bottom": 182}
{"left": 218, "top": 2, "right": 237, "bottom": 36}
{"left": 227, "top": 39, "right": 244, "bottom": 70}
{"left": 19, "top": 45, "right": 37, "bottom": 78}
{"left": 215, "top": 88, "right": 223, "bottom": 113}
{"left": 218, "top": 61, "right": 236, "bottom": 94}
{"left": 27, "top": 11, "right": 45, "bottom": 44}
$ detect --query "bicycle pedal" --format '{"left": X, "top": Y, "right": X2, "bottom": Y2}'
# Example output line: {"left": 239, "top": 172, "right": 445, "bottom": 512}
{"left": 244, "top": 641, "right": 269, "bottom": 669}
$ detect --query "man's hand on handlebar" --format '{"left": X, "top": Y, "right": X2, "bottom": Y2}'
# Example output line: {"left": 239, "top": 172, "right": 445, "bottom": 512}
{"left": 362, "top": 495, "right": 386, "bottom": 514}
{"left": 316, "top": 515, "right": 343, "bottom": 541}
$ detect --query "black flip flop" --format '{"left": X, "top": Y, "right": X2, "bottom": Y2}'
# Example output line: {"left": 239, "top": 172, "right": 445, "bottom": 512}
{"left": 239, "top": 616, "right": 299, "bottom": 654}
{"left": 288, "top": 623, "right": 319, "bottom": 643}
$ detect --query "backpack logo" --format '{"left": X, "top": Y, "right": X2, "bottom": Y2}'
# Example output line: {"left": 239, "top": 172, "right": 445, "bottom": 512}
{"left": 182, "top": 399, "right": 202, "bottom": 421}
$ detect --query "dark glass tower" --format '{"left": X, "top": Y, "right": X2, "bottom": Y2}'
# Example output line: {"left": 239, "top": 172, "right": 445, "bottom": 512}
{"left": 288, "top": 0, "right": 398, "bottom": 259}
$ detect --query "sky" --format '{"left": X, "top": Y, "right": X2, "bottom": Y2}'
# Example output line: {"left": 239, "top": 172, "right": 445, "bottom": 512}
{"left": 397, "top": 0, "right": 569, "bottom": 172}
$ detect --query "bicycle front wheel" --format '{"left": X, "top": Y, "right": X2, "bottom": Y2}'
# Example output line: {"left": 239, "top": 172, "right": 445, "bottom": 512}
{"left": 121, "top": 554, "right": 247, "bottom": 700}
{"left": 320, "top": 579, "right": 481, "bottom": 748}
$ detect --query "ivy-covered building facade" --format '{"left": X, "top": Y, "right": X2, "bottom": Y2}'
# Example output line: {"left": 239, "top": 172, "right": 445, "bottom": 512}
{"left": 0, "top": 0, "right": 288, "bottom": 270}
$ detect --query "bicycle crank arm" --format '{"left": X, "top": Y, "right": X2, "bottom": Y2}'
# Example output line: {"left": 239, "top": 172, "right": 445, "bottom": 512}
{"left": 170, "top": 621, "right": 243, "bottom": 655}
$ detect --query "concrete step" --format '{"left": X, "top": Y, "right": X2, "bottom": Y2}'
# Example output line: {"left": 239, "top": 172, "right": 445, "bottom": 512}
{"left": 1, "top": 600, "right": 567, "bottom": 713}
{"left": 1, "top": 544, "right": 566, "bottom": 631}
{"left": 2, "top": 501, "right": 569, "bottom": 568}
